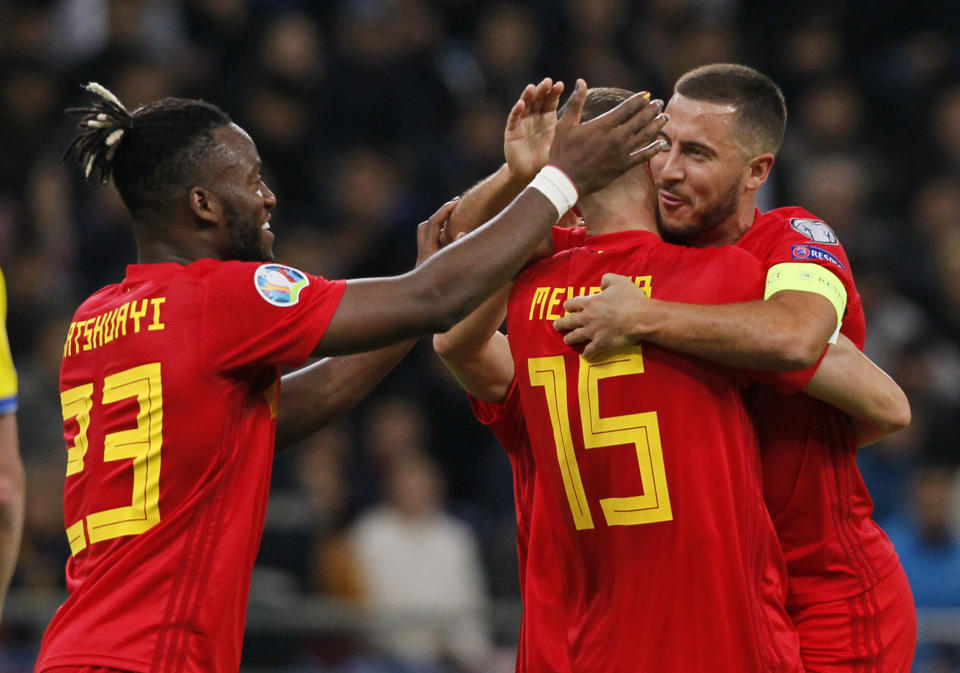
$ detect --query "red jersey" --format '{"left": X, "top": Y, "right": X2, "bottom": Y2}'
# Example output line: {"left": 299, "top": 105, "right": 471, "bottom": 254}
{"left": 469, "top": 380, "right": 570, "bottom": 673}
{"left": 37, "top": 260, "right": 345, "bottom": 673}
{"left": 507, "top": 228, "right": 802, "bottom": 673}
{"left": 738, "top": 207, "right": 900, "bottom": 605}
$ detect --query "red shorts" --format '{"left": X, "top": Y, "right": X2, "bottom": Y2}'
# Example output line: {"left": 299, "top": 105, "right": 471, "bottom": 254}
{"left": 788, "top": 563, "right": 916, "bottom": 673}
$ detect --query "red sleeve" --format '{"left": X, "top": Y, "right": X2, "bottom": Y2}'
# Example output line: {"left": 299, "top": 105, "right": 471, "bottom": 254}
{"left": 698, "top": 244, "right": 820, "bottom": 394}
{"left": 467, "top": 377, "right": 526, "bottom": 458}
{"left": 201, "top": 262, "right": 346, "bottom": 374}
{"left": 741, "top": 208, "right": 857, "bottom": 316}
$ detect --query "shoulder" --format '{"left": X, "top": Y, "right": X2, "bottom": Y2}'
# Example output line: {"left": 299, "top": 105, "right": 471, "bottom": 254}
{"left": 754, "top": 206, "right": 840, "bottom": 246}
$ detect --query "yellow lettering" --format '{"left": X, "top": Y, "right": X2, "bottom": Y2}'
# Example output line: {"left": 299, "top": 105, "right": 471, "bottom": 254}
{"left": 633, "top": 275, "right": 652, "bottom": 298}
{"left": 530, "top": 287, "right": 551, "bottom": 320}
{"left": 116, "top": 302, "right": 129, "bottom": 337}
{"left": 81, "top": 319, "right": 94, "bottom": 351}
{"left": 148, "top": 297, "right": 166, "bottom": 331}
{"left": 103, "top": 308, "right": 117, "bottom": 345}
{"left": 589, "top": 286, "right": 601, "bottom": 296}
{"left": 546, "top": 287, "right": 566, "bottom": 320}
{"left": 91, "top": 313, "right": 106, "bottom": 350}
{"left": 129, "top": 300, "right": 149, "bottom": 333}
{"left": 64, "top": 322, "right": 76, "bottom": 357}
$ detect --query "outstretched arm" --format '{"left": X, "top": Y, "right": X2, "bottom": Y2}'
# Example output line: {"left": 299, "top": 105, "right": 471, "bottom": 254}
{"left": 274, "top": 80, "right": 576, "bottom": 448}
{"left": 314, "top": 82, "right": 668, "bottom": 356}
{"left": 555, "top": 273, "right": 909, "bottom": 445}
{"left": 0, "top": 413, "right": 23, "bottom": 623}
{"left": 556, "top": 272, "right": 835, "bottom": 369}
{"left": 803, "top": 334, "right": 911, "bottom": 446}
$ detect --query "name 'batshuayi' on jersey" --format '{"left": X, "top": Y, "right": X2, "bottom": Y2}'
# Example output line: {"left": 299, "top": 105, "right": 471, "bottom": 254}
{"left": 738, "top": 207, "right": 900, "bottom": 606}
{"left": 507, "top": 227, "right": 804, "bottom": 673}
{"left": 37, "top": 260, "right": 344, "bottom": 673}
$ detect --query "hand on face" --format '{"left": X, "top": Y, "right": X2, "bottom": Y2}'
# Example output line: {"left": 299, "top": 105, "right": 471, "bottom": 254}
{"left": 548, "top": 80, "right": 669, "bottom": 196}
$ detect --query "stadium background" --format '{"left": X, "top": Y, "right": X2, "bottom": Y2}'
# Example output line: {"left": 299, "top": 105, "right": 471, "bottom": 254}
{"left": 1, "top": 0, "right": 959, "bottom": 671}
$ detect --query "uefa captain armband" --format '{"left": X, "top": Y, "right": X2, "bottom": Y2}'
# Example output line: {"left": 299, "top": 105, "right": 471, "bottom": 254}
{"left": 764, "top": 262, "right": 846, "bottom": 344}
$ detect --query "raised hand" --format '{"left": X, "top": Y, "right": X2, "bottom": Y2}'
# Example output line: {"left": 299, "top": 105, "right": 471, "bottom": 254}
{"left": 548, "top": 79, "right": 668, "bottom": 196}
{"left": 504, "top": 78, "right": 564, "bottom": 182}
{"left": 416, "top": 198, "right": 459, "bottom": 266}
{"left": 553, "top": 273, "right": 650, "bottom": 360}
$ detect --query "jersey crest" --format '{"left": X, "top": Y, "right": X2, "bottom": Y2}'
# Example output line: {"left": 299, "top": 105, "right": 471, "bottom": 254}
{"left": 790, "top": 218, "right": 838, "bottom": 245}
{"left": 254, "top": 264, "right": 310, "bottom": 306}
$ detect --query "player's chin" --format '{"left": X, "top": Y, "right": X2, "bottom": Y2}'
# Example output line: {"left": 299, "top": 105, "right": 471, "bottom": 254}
{"left": 260, "top": 230, "right": 276, "bottom": 262}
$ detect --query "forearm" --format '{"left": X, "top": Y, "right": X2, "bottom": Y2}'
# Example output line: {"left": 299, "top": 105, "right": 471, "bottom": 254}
{"left": 433, "top": 286, "right": 514, "bottom": 403}
{"left": 445, "top": 164, "right": 530, "bottom": 241}
{"left": 0, "top": 414, "right": 24, "bottom": 620}
{"left": 317, "top": 188, "right": 562, "bottom": 355}
{"left": 433, "top": 285, "right": 510, "bottom": 360}
{"left": 276, "top": 341, "right": 415, "bottom": 450}
{"left": 640, "top": 292, "right": 835, "bottom": 370}
{"left": 803, "top": 337, "right": 911, "bottom": 446}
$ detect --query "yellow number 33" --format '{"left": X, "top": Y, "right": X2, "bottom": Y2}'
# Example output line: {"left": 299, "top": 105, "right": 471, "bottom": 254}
{"left": 528, "top": 350, "right": 672, "bottom": 530}
{"left": 60, "top": 362, "right": 163, "bottom": 555}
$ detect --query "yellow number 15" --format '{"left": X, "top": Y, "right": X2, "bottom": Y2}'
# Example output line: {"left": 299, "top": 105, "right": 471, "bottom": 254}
{"left": 528, "top": 350, "right": 672, "bottom": 530}
{"left": 61, "top": 362, "right": 163, "bottom": 555}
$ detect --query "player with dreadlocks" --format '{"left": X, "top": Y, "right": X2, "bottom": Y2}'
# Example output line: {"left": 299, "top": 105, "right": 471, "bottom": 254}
{"left": 36, "top": 81, "right": 668, "bottom": 673}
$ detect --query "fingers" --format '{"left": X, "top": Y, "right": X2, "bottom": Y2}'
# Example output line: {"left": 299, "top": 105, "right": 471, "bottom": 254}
{"left": 429, "top": 197, "right": 459, "bottom": 224}
{"left": 558, "top": 79, "right": 586, "bottom": 127}
{"left": 628, "top": 136, "right": 669, "bottom": 167}
{"left": 505, "top": 96, "right": 527, "bottom": 133}
{"left": 591, "top": 91, "right": 656, "bottom": 128}
{"left": 544, "top": 81, "right": 564, "bottom": 113}
{"left": 562, "top": 295, "right": 587, "bottom": 313}
{"left": 529, "top": 78, "right": 553, "bottom": 115}
{"left": 562, "top": 327, "right": 590, "bottom": 345}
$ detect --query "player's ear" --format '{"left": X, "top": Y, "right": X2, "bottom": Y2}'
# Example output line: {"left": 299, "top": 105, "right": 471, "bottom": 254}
{"left": 745, "top": 153, "right": 774, "bottom": 192}
{"left": 188, "top": 186, "right": 222, "bottom": 228}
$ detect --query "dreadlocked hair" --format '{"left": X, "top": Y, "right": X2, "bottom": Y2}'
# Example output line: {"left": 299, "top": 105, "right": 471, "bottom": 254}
{"left": 63, "top": 82, "right": 231, "bottom": 219}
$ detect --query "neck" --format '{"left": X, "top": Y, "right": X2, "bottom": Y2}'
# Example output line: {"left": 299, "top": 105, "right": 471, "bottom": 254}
{"left": 133, "top": 219, "right": 221, "bottom": 265}
{"left": 579, "top": 193, "right": 658, "bottom": 237}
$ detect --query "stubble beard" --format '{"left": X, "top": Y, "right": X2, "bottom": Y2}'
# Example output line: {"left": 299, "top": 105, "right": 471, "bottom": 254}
{"left": 223, "top": 200, "right": 272, "bottom": 262}
{"left": 658, "top": 178, "right": 741, "bottom": 247}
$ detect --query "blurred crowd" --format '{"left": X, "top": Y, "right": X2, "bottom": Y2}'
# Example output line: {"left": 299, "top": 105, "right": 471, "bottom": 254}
{"left": 1, "top": 0, "right": 959, "bottom": 671}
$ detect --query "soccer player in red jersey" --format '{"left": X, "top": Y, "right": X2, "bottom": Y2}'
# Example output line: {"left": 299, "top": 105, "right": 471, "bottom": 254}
{"left": 0, "top": 267, "right": 24, "bottom": 624}
{"left": 557, "top": 65, "right": 916, "bottom": 673}
{"left": 36, "top": 80, "right": 668, "bottom": 673}
{"left": 437, "top": 86, "right": 910, "bottom": 673}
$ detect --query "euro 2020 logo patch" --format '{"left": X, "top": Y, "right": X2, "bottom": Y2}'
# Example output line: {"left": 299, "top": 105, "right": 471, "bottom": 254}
{"left": 254, "top": 264, "right": 310, "bottom": 307}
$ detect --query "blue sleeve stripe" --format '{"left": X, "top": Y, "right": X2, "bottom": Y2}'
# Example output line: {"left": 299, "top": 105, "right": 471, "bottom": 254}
{"left": 0, "top": 395, "right": 17, "bottom": 414}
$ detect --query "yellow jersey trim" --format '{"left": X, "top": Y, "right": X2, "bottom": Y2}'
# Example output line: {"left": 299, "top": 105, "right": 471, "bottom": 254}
{"left": 0, "top": 268, "right": 18, "bottom": 412}
{"left": 764, "top": 262, "right": 846, "bottom": 344}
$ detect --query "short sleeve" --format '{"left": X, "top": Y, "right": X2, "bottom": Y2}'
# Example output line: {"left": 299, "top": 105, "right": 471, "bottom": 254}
{"left": 468, "top": 377, "right": 526, "bottom": 458}
{"left": 201, "top": 262, "right": 346, "bottom": 374}
{"left": 0, "top": 269, "right": 16, "bottom": 414}
{"left": 741, "top": 210, "right": 856, "bottom": 335}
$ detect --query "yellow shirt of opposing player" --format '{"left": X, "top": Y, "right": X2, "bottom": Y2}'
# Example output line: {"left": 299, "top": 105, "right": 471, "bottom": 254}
{"left": 0, "top": 268, "right": 18, "bottom": 414}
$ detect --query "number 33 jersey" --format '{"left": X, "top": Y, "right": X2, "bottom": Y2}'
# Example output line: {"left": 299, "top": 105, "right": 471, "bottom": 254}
{"left": 507, "top": 229, "right": 802, "bottom": 673}
{"left": 37, "top": 260, "right": 345, "bottom": 673}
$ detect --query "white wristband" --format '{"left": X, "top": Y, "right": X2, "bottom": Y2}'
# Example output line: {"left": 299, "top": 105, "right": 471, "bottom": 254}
{"left": 528, "top": 165, "right": 579, "bottom": 219}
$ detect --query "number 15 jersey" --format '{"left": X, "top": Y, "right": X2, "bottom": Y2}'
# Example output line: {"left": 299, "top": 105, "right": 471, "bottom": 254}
{"left": 37, "top": 260, "right": 345, "bottom": 673}
{"left": 507, "top": 229, "right": 802, "bottom": 673}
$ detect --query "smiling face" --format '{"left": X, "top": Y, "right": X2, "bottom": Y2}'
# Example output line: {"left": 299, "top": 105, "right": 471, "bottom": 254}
{"left": 207, "top": 124, "right": 277, "bottom": 261}
{"left": 650, "top": 94, "right": 761, "bottom": 247}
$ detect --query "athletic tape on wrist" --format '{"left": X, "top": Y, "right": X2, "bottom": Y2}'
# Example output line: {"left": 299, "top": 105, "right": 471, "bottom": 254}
{"left": 529, "top": 165, "right": 579, "bottom": 219}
